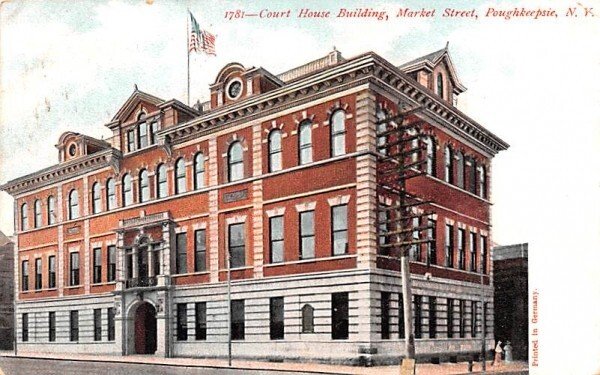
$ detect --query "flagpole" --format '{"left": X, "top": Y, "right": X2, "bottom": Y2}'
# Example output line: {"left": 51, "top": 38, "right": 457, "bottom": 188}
{"left": 187, "top": 10, "right": 190, "bottom": 106}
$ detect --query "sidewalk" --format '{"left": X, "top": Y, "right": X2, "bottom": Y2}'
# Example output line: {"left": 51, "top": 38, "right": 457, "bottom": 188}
{"left": 0, "top": 351, "right": 528, "bottom": 374}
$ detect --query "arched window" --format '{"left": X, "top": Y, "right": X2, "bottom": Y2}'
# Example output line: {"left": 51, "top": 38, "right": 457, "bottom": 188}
{"left": 194, "top": 153, "right": 205, "bottom": 189}
{"left": 20, "top": 203, "right": 28, "bottom": 231}
{"left": 106, "top": 178, "right": 116, "bottom": 210}
{"left": 425, "top": 137, "right": 436, "bottom": 176}
{"left": 444, "top": 146, "right": 453, "bottom": 184}
{"left": 139, "top": 169, "right": 150, "bottom": 203}
{"left": 228, "top": 141, "right": 244, "bottom": 182}
{"left": 301, "top": 304, "right": 315, "bottom": 333}
{"left": 437, "top": 73, "right": 444, "bottom": 98}
{"left": 456, "top": 151, "right": 465, "bottom": 188}
{"left": 478, "top": 165, "right": 487, "bottom": 199}
{"left": 122, "top": 174, "right": 133, "bottom": 207}
{"left": 268, "top": 130, "right": 282, "bottom": 172}
{"left": 468, "top": 158, "right": 477, "bottom": 194}
{"left": 137, "top": 113, "right": 148, "bottom": 149}
{"left": 331, "top": 110, "right": 346, "bottom": 157}
{"left": 92, "top": 182, "right": 101, "bottom": 214}
{"left": 298, "top": 120, "right": 313, "bottom": 165}
{"left": 68, "top": 190, "right": 79, "bottom": 220}
{"left": 156, "top": 164, "right": 168, "bottom": 198}
{"left": 47, "top": 196, "right": 56, "bottom": 225}
{"left": 34, "top": 199, "right": 42, "bottom": 228}
{"left": 175, "top": 158, "right": 187, "bottom": 194}
{"left": 376, "top": 109, "right": 388, "bottom": 155}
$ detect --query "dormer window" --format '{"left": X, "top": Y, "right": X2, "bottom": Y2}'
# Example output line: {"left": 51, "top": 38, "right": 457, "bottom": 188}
{"left": 437, "top": 73, "right": 444, "bottom": 98}
{"left": 68, "top": 144, "right": 77, "bottom": 157}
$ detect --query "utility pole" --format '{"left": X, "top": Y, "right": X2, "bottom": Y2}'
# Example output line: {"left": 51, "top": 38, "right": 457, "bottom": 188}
{"left": 480, "top": 245, "right": 487, "bottom": 372}
{"left": 227, "top": 246, "right": 232, "bottom": 366}
{"left": 375, "top": 102, "right": 432, "bottom": 373}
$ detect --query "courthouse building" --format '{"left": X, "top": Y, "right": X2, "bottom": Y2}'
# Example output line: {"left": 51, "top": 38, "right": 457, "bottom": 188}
{"left": 1, "top": 47, "right": 508, "bottom": 364}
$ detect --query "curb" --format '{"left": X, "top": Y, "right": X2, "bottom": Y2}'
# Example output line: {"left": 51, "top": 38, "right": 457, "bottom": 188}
{"left": 0, "top": 354, "right": 351, "bottom": 374}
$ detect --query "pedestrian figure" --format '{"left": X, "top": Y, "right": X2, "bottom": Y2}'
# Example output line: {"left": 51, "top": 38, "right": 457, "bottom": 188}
{"left": 492, "top": 341, "right": 503, "bottom": 366}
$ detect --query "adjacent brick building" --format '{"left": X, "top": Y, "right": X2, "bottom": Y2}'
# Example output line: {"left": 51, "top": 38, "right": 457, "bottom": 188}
{"left": 0, "top": 47, "right": 508, "bottom": 364}
{"left": 0, "top": 230, "right": 14, "bottom": 350}
{"left": 493, "top": 243, "right": 528, "bottom": 360}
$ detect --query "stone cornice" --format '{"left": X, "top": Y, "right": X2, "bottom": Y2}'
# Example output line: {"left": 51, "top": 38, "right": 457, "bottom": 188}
{"left": 0, "top": 148, "right": 122, "bottom": 197}
{"left": 159, "top": 52, "right": 508, "bottom": 155}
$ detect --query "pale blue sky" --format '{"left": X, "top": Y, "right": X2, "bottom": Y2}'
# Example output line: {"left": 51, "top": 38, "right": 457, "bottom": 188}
{"left": 1, "top": 1, "right": 599, "bottom": 371}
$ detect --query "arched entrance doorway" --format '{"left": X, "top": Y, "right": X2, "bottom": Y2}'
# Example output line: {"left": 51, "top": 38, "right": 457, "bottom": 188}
{"left": 134, "top": 302, "right": 157, "bottom": 354}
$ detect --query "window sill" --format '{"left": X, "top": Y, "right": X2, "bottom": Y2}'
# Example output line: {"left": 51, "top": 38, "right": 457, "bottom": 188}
{"left": 64, "top": 285, "right": 83, "bottom": 290}
{"left": 172, "top": 271, "right": 210, "bottom": 277}
{"left": 264, "top": 254, "right": 356, "bottom": 267}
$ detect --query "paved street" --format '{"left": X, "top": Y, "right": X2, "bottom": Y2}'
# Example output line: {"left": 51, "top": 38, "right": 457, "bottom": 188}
{"left": 0, "top": 357, "right": 322, "bottom": 375}
{"left": 0, "top": 354, "right": 529, "bottom": 375}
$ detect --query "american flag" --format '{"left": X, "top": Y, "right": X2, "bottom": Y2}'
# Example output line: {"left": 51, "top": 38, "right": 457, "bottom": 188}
{"left": 189, "top": 12, "right": 216, "bottom": 56}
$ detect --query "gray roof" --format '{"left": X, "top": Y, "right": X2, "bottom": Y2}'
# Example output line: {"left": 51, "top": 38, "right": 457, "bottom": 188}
{"left": 398, "top": 47, "right": 446, "bottom": 69}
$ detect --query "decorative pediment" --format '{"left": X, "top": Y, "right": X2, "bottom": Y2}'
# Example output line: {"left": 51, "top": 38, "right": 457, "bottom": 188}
{"left": 108, "top": 86, "right": 165, "bottom": 126}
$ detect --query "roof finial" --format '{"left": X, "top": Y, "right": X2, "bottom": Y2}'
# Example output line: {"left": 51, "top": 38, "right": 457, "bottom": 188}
{"left": 134, "top": 83, "right": 139, "bottom": 91}
{"left": 333, "top": 45, "right": 337, "bottom": 52}
{"left": 445, "top": 41, "right": 449, "bottom": 50}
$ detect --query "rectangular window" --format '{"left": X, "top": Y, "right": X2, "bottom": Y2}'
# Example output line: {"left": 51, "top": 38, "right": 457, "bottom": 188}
{"left": 35, "top": 258, "right": 42, "bottom": 290}
{"left": 398, "top": 293, "right": 406, "bottom": 339}
{"left": 410, "top": 217, "right": 420, "bottom": 261}
{"left": 108, "top": 307, "right": 115, "bottom": 341}
{"left": 150, "top": 122, "right": 158, "bottom": 144}
{"left": 94, "top": 308, "right": 102, "bottom": 341}
{"left": 299, "top": 210, "right": 315, "bottom": 259}
{"left": 228, "top": 223, "right": 245, "bottom": 268}
{"left": 427, "top": 219, "right": 437, "bottom": 266}
{"left": 70, "top": 310, "right": 79, "bottom": 341}
{"left": 378, "top": 207, "right": 390, "bottom": 255}
{"left": 177, "top": 303, "right": 188, "bottom": 341}
{"left": 176, "top": 233, "right": 187, "bottom": 274}
{"left": 471, "top": 300, "right": 477, "bottom": 337}
{"left": 458, "top": 228, "right": 465, "bottom": 270}
{"left": 231, "top": 299, "right": 245, "bottom": 340}
{"left": 126, "top": 248, "right": 133, "bottom": 279}
{"left": 93, "top": 247, "right": 102, "bottom": 283}
{"left": 331, "top": 292, "right": 349, "bottom": 340}
{"left": 138, "top": 122, "right": 148, "bottom": 148}
{"left": 70, "top": 252, "right": 80, "bottom": 286}
{"left": 48, "top": 255, "right": 56, "bottom": 288}
{"left": 447, "top": 298, "right": 454, "bottom": 338}
{"left": 332, "top": 205, "right": 348, "bottom": 256}
{"left": 445, "top": 224, "right": 454, "bottom": 267}
{"left": 269, "top": 297, "right": 284, "bottom": 340}
{"left": 195, "top": 302, "right": 207, "bottom": 341}
{"left": 469, "top": 232, "right": 477, "bottom": 272}
{"left": 459, "top": 299, "right": 466, "bottom": 338}
{"left": 414, "top": 295, "right": 422, "bottom": 339}
{"left": 107, "top": 245, "right": 116, "bottom": 282}
{"left": 22, "top": 313, "right": 28, "bottom": 342}
{"left": 269, "top": 216, "right": 284, "bottom": 263}
{"left": 429, "top": 297, "right": 437, "bottom": 338}
{"left": 194, "top": 229, "right": 206, "bottom": 272}
{"left": 152, "top": 244, "right": 161, "bottom": 276}
{"left": 381, "top": 292, "right": 390, "bottom": 339}
{"left": 127, "top": 129, "right": 135, "bottom": 152}
{"left": 481, "top": 236, "right": 488, "bottom": 274}
{"left": 21, "top": 260, "right": 28, "bottom": 291}
{"left": 48, "top": 312, "right": 56, "bottom": 342}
